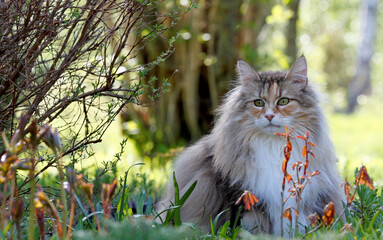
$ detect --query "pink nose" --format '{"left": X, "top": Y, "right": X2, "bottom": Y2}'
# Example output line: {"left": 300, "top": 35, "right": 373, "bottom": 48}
{"left": 265, "top": 114, "right": 275, "bottom": 121}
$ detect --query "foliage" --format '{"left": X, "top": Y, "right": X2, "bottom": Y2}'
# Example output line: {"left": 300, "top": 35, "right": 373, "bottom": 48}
{"left": 0, "top": 0, "right": 194, "bottom": 157}
{"left": 74, "top": 219, "right": 192, "bottom": 240}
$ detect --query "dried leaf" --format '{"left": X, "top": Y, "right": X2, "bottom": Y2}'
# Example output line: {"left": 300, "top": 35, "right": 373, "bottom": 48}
{"left": 12, "top": 198, "right": 24, "bottom": 221}
{"left": 35, "top": 207, "right": 45, "bottom": 239}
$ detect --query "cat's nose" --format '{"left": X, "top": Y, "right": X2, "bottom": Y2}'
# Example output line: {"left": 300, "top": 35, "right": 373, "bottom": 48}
{"left": 264, "top": 114, "right": 275, "bottom": 121}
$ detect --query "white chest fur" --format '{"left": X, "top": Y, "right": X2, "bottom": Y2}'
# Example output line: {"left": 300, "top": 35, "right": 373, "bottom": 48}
{"left": 241, "top": 135, "right": 306, "bottom": 235}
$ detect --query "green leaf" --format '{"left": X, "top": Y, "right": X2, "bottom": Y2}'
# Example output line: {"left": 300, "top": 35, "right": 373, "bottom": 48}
{"left": 164, "top": 173, "right": 197, "bottom": 226}
{"left": 218, "top": 221, "right": 231, "bottom": 238}
{"left": 118, "top": 162, "right": 144, "bottom": 221}
{"left": 211, "top": 209, "right": 229, "bottom": 235}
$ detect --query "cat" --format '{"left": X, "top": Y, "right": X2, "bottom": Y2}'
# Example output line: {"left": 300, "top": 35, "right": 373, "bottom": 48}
{"left": 156, "top": 56, "right": 345, "bottom": 236}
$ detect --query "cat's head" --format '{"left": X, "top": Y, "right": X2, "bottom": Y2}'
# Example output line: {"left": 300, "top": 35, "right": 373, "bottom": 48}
{"left": 236, "top": 56, "right": 320, "bottom": 135}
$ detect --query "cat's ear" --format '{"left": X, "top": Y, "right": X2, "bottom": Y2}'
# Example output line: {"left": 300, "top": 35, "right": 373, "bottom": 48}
{"left": 237, "top": 60, "right": 261, "bottom": 87}
{"left": 285, "top": 56, "right": 308, "bottom": 89}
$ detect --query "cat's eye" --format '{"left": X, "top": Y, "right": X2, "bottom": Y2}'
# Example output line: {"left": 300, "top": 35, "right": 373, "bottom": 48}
{"left": 277, "top": 98, "right": 290, "bottom": 106}
{"left": 254, "top": 99, "right": 265, "bottom": 107}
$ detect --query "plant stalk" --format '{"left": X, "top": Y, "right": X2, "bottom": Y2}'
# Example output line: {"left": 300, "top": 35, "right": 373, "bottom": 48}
{"left": 27, "top": 156, "right": 36, "bottom": 240}
{"left": 1, "top": 182, "right": 8, "bottom": 230}
{"left": 56, "top": 151, "right": 67, "bottom": 239}
{"left": 280, "top": 191, "right": 284, "bottom": 237}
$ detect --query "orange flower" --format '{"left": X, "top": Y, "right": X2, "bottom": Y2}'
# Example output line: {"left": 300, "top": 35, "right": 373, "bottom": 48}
{"left": 283, "top": 207, "right": 298, "bottom": 222}
{"left": 282, "top": 158, "right": 288, "bottom": 174}
{"left": 302, "top": 145, "right": 307, "bottom": 157}
{"left": 356, "top": 165, "right": 374, "bottom": 190}
{"left": 322, "top": 202, "right": 335, "bottom": 226}
{"left": 235, "top": 190, "right": 259, "bottom": 211}
{"left": 342, "top": 178, "right": 355, "bottom": 205}
{"left": 283, "top": 208, "right": 292, "bottom": 222}
{"left": 276, "top": 126, "right": 295, "bottom": 189}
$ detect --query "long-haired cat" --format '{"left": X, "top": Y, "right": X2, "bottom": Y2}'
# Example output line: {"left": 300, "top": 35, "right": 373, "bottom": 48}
{"left": 157, "top": 56, "right": 344, "bottom": 235}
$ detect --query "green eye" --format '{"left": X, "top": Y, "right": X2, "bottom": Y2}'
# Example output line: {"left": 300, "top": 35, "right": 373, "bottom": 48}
{"left": 277, "top": 98, "right": 290, "bottom": 106}
{"left": 254, "top": 99, "right": 265, "bottom": 107}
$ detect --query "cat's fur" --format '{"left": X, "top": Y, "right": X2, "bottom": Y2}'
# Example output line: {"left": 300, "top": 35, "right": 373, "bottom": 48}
{"left": 157, "top": 56, "right": 344, "bottom": 235}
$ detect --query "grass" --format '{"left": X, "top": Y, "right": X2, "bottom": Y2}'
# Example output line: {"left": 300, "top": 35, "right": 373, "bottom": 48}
{"left": 328, "top": 96, "right": 383, "bottom": 185}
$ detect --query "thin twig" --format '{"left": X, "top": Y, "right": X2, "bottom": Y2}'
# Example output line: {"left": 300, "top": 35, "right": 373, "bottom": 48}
{"left": 302, "top": 223, "right": 323, "bottom": 239}
{"left": 329, "top": 205, "right": 348, "bottom": 231}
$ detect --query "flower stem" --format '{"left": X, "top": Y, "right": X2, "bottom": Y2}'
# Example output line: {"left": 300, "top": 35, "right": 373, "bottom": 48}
{"left": 1, "top": 182, "right": 8, "bottom": 230}
{"left": 280, "top": 191, "right": 284, "bottom": 237}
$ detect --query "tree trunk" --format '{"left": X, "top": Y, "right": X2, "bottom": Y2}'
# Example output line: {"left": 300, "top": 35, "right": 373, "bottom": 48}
{"left": 347, "top": 0, "right": 378, "bottom": 113}
{"left": 285, "top": 0, "right": 301, "bottom": 65}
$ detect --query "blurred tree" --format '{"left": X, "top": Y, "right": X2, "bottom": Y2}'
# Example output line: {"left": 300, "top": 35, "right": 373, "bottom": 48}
{"left": 347, "top": 0, "right": 378, "bottom": 113}
{"left": 285, "top": 0, "right": 301, "bottom": 65}
{"left": 122, "top": 0, "right": 275, "bottom": 154}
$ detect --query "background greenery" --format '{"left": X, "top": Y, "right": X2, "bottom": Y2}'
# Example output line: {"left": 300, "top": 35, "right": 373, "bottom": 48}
{"left": 87, "top": 0, "right": 383, "bottom": 185}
